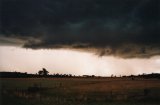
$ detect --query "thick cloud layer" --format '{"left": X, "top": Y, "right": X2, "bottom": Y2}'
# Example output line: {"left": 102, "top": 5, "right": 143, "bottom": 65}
{"left": 1, "top": 0, "right": 160, "bottom": 58}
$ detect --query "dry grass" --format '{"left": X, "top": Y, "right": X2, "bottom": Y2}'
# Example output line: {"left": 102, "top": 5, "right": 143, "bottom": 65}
{"left": 1, "top": 78, "right": 160, "bottom": 105}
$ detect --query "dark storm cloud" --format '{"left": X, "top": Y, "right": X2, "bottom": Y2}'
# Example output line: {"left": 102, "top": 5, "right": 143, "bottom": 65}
{"left": 1, "top": 0, "right": 160, "bottom": 58}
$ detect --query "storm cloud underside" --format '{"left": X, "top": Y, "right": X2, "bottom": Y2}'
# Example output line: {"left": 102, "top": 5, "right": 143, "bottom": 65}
{"left": 1, "top": 0, "right": 160, "bottom": 58}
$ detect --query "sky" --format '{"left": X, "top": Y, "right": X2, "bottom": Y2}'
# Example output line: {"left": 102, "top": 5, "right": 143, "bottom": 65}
{"left": 0, "top": 46, "right": 160, "bottom": 76}
{"left": 0, "top": 0, "right": 160, "bottom": 76}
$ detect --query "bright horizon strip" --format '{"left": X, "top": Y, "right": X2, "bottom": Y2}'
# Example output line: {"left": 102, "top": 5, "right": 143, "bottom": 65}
{"left": 0, "top": 46, "right": 160, "bottom": 76}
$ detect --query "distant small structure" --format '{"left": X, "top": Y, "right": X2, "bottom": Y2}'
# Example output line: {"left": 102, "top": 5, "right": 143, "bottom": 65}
{"left": 82, "top": 75, "right": 95, "bottom": 78}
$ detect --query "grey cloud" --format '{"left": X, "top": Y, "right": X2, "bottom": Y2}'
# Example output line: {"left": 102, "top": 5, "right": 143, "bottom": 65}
{"left": 1, "top": 0, "right": 160, "bottom": 58}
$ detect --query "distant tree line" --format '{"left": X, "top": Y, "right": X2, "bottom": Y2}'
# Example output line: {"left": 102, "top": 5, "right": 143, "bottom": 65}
{"left": 0, "top": 68, "right": 74, "bottom": 78}
{"left": 0, "top": 68, "right": 160, "bottom": 79}
{"left": 0, "top": 71, "right": 74, "bottom": 78}
{"left": 0, "top": 72, "right": 36, "bottom": 78}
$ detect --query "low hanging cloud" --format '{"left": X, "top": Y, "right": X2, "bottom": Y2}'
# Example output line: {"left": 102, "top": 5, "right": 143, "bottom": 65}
{"left": 1, "top": 0, "right": 160, "bottom": 58}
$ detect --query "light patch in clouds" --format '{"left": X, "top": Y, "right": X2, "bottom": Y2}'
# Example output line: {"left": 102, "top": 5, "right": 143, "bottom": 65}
{"left": 0, "top": 46, "right": 160, "bottom": 76}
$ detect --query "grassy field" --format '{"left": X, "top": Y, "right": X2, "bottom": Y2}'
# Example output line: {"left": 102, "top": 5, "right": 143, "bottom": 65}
{"left": 1, "top": 78, "right": 160, "bottom": 105}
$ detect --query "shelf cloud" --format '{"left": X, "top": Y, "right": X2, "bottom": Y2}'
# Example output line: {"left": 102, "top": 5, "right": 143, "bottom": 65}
{"left": 1, "top": 0, "right": 160, "bottom": 58}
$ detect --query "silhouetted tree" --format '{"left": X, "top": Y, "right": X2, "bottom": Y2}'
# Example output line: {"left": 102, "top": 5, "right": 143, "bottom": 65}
{"left": 38, "top": 68, "right": 49, "bottom": 76}
{"left": 38, "top": 70, "right": 43, "bottom": 75}
{"left": 42, "top": 68, "right": 49, "bottom": 76}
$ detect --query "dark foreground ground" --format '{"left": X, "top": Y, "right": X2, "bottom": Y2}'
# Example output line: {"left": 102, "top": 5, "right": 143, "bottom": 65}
{"left": 0, "top": 78, "right": 160, "bottom": 105}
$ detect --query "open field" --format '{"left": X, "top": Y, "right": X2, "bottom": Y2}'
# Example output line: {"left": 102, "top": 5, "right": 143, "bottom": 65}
{"left": 1, "top": 78, "right": 160, "bottom": 105}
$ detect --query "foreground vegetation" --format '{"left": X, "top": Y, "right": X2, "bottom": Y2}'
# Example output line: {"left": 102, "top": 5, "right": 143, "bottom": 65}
{"left": 1, "top": 78, "right": 160, "bottom": 105}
